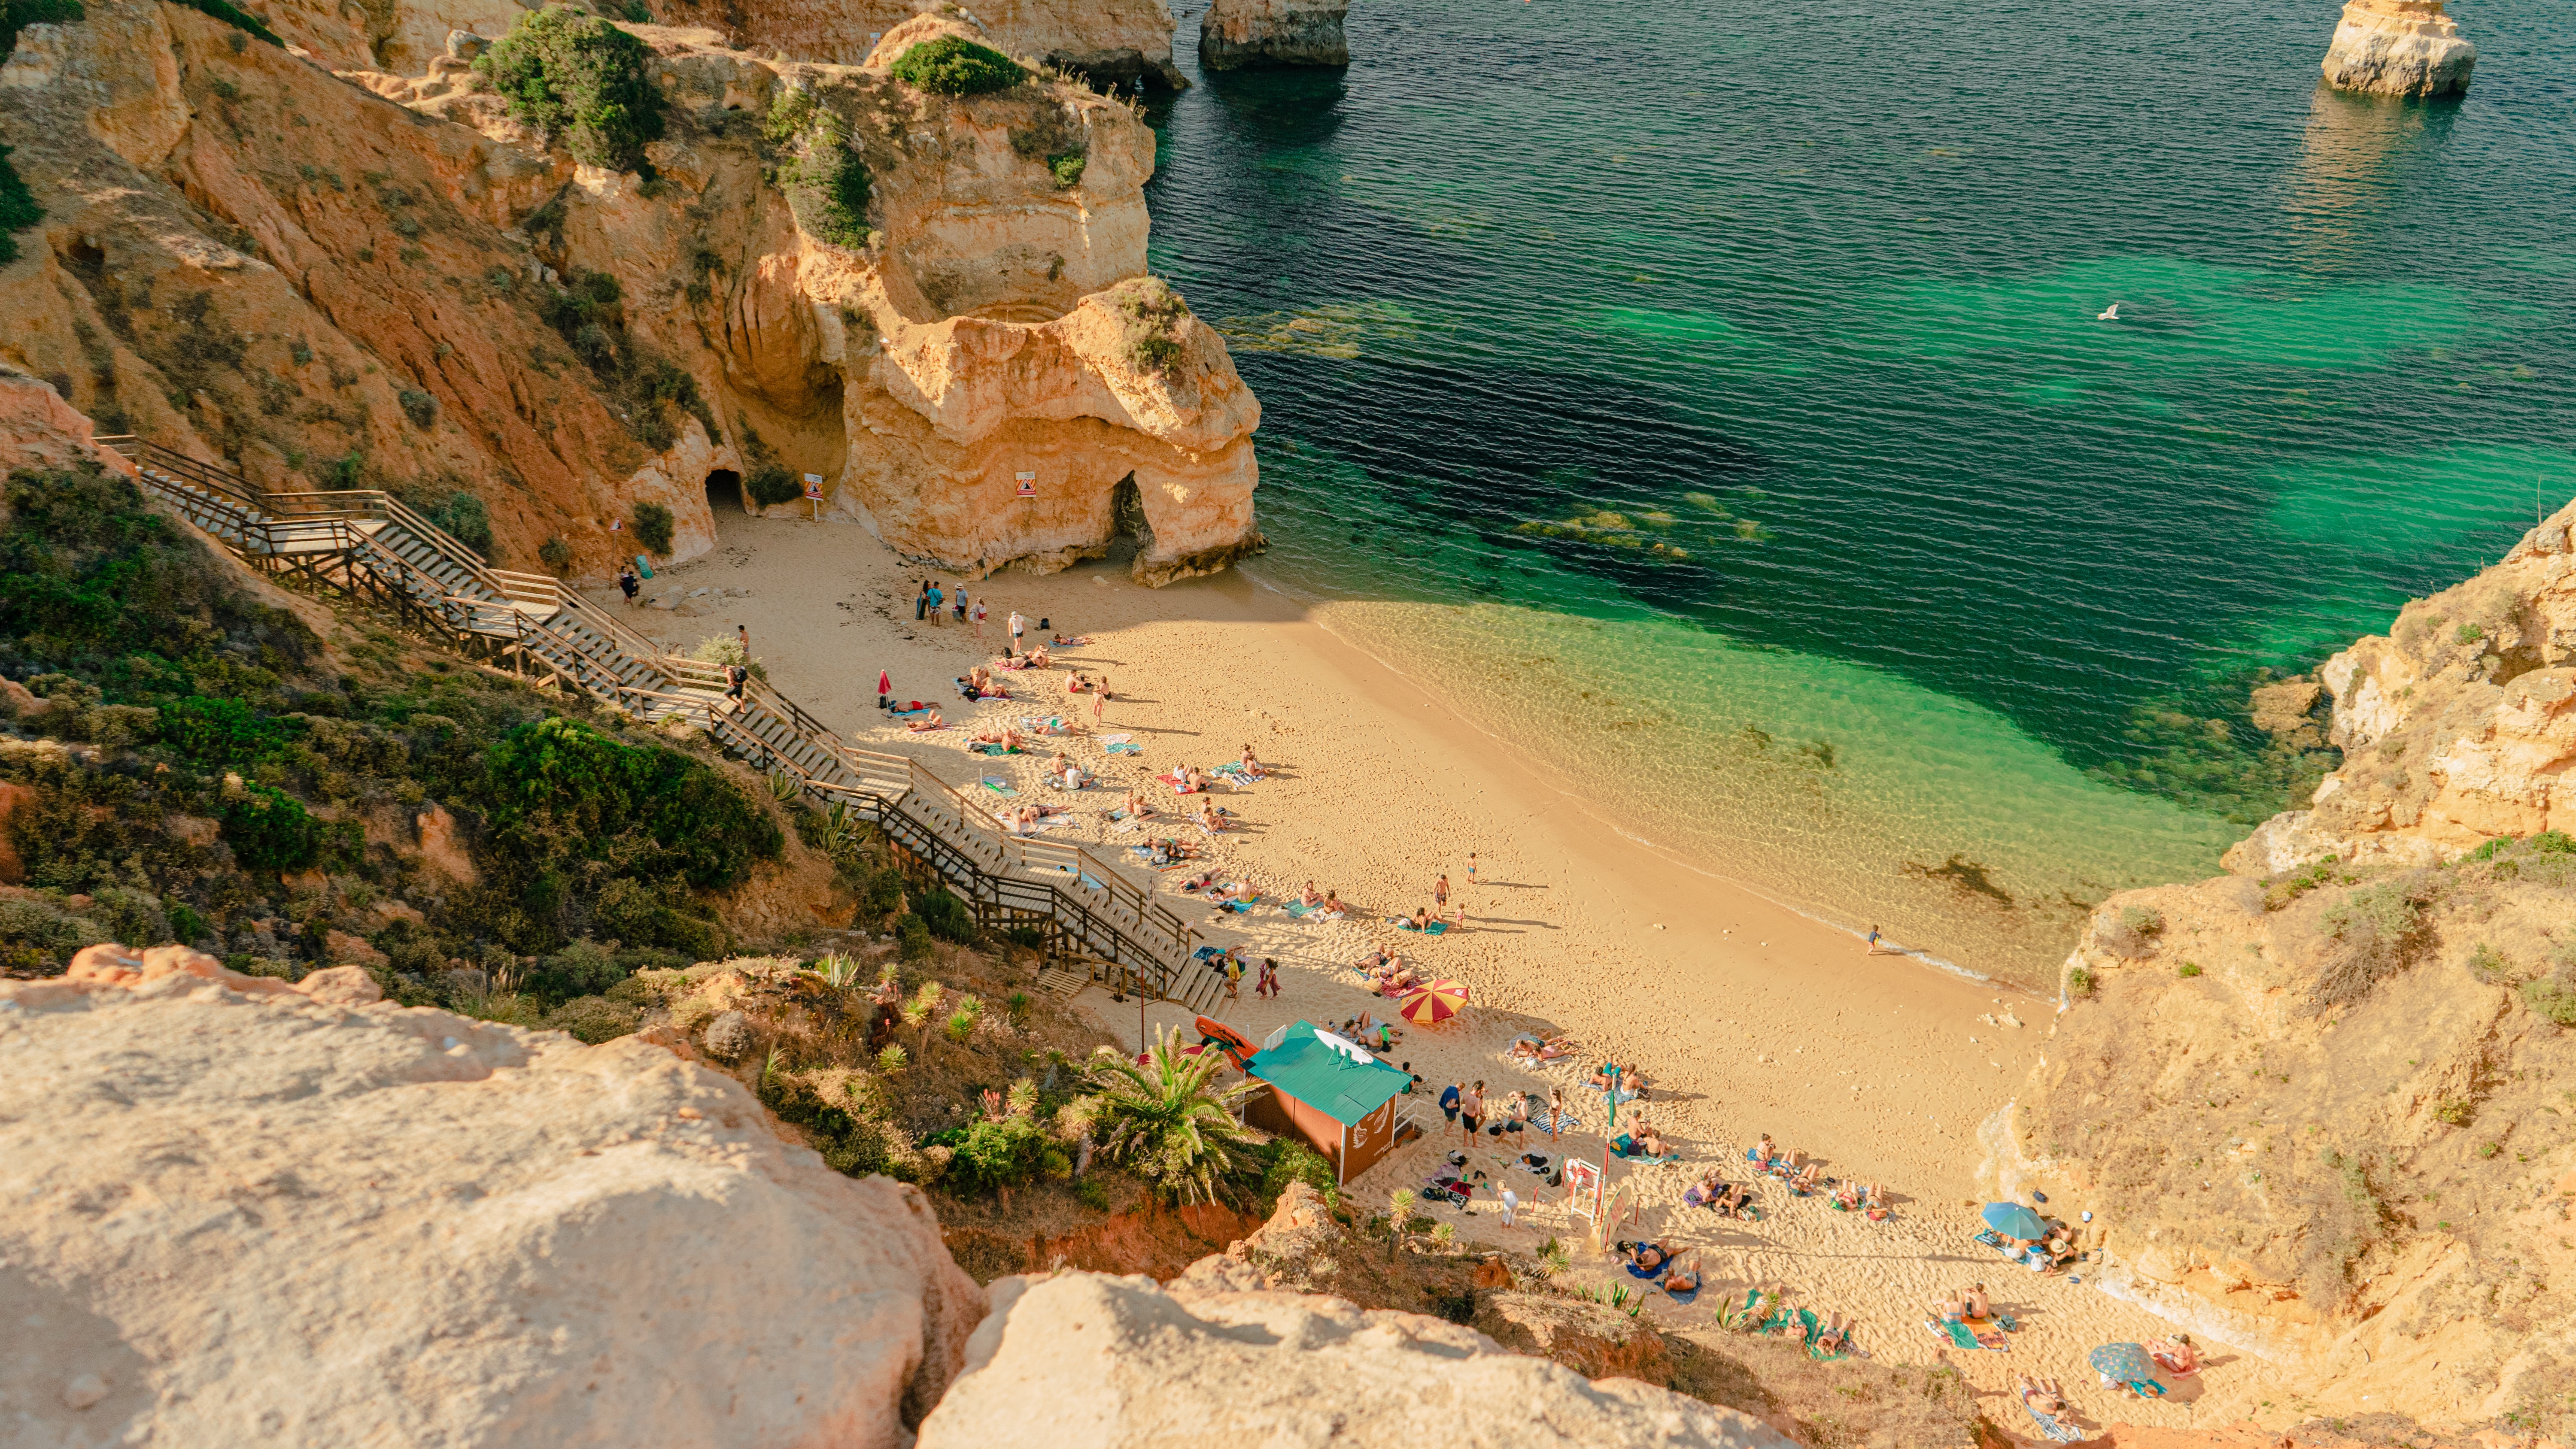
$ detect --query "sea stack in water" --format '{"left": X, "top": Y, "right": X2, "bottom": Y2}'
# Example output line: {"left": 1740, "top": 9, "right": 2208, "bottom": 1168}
{"left": 1200, "top": 0, "right": 1350, "bottom": 71}
{"left": 2321, "top": 0, "right": 2475, "bottom": 98}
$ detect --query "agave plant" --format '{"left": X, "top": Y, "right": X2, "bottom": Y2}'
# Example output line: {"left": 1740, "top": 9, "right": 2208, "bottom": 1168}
{"left": 875, "top": 1043, "right": 909, "bottom": 1073}
{"left": 768, "top": 768, "right": 801, "bottom": 802}
{"left": 1082, "top": 1025, "right": 1261, "bottom": 1205}
{"left": 1005, "top": 1077, "right": 1038, "bottom": 1118}
{"left": 1386, "top": 1187, "right": 1416, "bottom": 1260}
{"left": 1537, "top": 1238, "right": 1573, "bottom": 1278}
{"left": 810, "top": 953, "right": 863, "bottom": 990}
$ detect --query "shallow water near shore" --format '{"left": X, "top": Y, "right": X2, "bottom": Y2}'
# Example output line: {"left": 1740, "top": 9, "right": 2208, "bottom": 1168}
{"left": 1142, "top": 0, "right": 2576, "bottom": 982}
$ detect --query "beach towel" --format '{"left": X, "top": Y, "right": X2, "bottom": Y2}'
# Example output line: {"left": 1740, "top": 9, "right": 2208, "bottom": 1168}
{"left": 981, "top": 776, "right": 1015, "bottom": 794}
{"left": 1666, "top": 1280, "right": 1701, "bottom": 1306}
{"left": 1974, "top": 1228, "right": 2011, "bottom": 1252}
{"left": 970, "top": 743, "right": 1021, "bottom": 756}
{"left": 1104, "top": 742, "right": 1143, "bottom": 755}
{"left": 2023, "top": 1404, "right": 2086, "bottom": 1444}
{"left": 1623, "top": 1252, "right": 1674, "bottom": 1282}
{"left": 1611, "top": 1143, "right": 1681, "bottom": 1166}
{"left": 1390, "top": 918, "right": 1449, "bottom": 936}
{"left": 1284, "top": 901, "right": 1322, "bottom": 919}
{"left": 1099, "top": 734, "right": 1133, "bottom": 745}
{"left": 890, "top": 706, "right": 933, "bottom": 718}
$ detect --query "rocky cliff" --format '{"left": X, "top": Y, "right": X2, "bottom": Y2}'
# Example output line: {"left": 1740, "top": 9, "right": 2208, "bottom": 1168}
{"left": 1199, "top": 0, "right": 1349, "bottom": 71}
{"left": 1991, "top": 500, "right": 2576, "bottom": 1439}
{"left": 2320, "top": 0, "right": 2476, "bottom": 99}
{"left": 641, "top": 0, "right": 1186, "bottom": 91}
{"left": 0, "top": 3, "right": 1258, "bottom": 583}
{"left": 917, "top": 1269, "right": 1794, "bottom": 1448}
{"left": 2230, "top": 495, "right": 2576, "bottom": 875}
{"left": 4, "top": 944, "right": 986, "bottom": 1448}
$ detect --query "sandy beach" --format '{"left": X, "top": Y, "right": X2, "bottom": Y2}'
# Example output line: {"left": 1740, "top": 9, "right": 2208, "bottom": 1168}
{"left": 593, "top": 511, "right": 2335, "bottom": 1436}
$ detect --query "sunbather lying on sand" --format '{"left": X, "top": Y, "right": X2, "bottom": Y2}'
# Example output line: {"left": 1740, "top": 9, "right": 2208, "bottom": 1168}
{"left": 1813, "top": 1312, "right": 1855, "bottom": 1355}
{"left": 1620, "top": 1240, "right": 1675, "bottom": 1273}
{"left": 967, "top": 724, "right": 1026, "bottom": 750}
{"left": 1789, "top": 1160, "right": 1824, "bottom": 1193}
{"left": 1051, "top": 632, "right": 1090, "bottom": 646}
{"left": 905, "top": 710, "right": 945, "bottom": 732}
{"left": 1028, "top": 645, "right": 1051, "bottom": 669}
{"left": 1664, "top": 1256, "right": 1704, "bottom": 1295}
{"left": 1862, "top": 1182, "right": 1889, "bottom": 1219}
{"left": 2016, "top": 1376, "right": 2068, "bottom": 1416}
{"left": 1001, "top": 803, "right": 1067, "bottom": 832}
{"left": 1196, "top": 801, "right": 1225, "bottom": 832}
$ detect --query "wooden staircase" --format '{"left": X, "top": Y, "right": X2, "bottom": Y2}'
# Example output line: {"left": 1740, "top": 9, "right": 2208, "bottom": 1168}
{"left": 100, "top": 437, "right": 1224, "bottom": 1014}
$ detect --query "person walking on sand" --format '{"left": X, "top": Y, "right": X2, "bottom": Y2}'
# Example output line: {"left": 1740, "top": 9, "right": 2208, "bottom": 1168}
{"left": 972, "top": 597, "right": 987, "bottom": 640}
{"left": 1091, "top": 680, "right": 1109, "bottom": 724}
{"left": 1434, "top": 873, "right": 1450, "bottom": 913}
{"left": 915, "top": 581, "right": 930, "bottom": 621}
{"left": 737, "top": 623, "right": 751, "bottom": 656}
{"left": 1458, "top": 1081, "right": 1485, "bottom": 1152}
{"left": 953, "top": 585, "right": 969, "bottom": 625}
{"left": 1467, "top": 852, "right": 1478, "bottom": 889}
{"left": 1865, "top": 924, "right": 1884, "bottom": 955}
{"left": 926, "top": 581, "right": 944, "bottom": 623}
{"left": 1009, "top": 609, "right": 1027, "bottom": 650}
{"left": 618, "top": 565, "right": 640, "bottom": 607}
{"left": 1256, "top": 956, "right": 1280, "bottom": 999}
{"left": 1440, "top": 1081, "right": 1463, "bottom": 1126}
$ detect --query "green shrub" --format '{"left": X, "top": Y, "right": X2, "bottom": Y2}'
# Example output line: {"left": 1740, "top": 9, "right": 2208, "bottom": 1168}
{"left": 2314, "top": 877, "right": 2437, "bottom": 1009}
{"left": 2521, "top": 976, "right": 2576, "bottom": 1028}
{"left": 538, "top": 536, "right": 574, "bottom": 571}
{"left": 687, "top": 633, "right": 766, "bottom": 682}
{"left": 3, "top": 0, "right": 83, "bottom": 63}
{"left": 2467, "top": 942, "right": 2516, "bottom": 985}
{"left": 0, "top": 894, "right": 105, "bottom": 974}
{"left": 2065, "top": 964, "right": 2095, "bottom": 999}
{"left": 2177, "top": 961, "right": 2202, "bottom": 978}
{"left": 744, "top": 461, "right": 802, "bottom": 508}
{"left": 477, "top": 7, "right": 663, "bottom": 173}
{"left": 220, "top": 782, "right": 320, "bottom": 872}
{"left": 160, "top": 695, "right": 301, "bottom": 765}
{"left": 477, "top": 715, "right": 781, "bottom": 893}
{"left": 1258, "top": 1137, "right": 1339, "bottom": 1209}
{"left": 765, "top": 91, "right": 872, "bottom": 250}
{"left": 0, "top": 140, "right": 45, "bottom": 266}
{"left": 910, "top": 885, "right": 975, "bottom": 943}
{"left": 890, "top": 36, "right": 1025, "bottom": 97}
{"left": 397, "top": 388, "right": 437, "bottom": 430}
{"left": 1047, "top": 152, "right": 1084, "bottom": 188}
{"left": 2099, "top": 903, "right": 2165, "bottom": 958}
{"left": 631, "top": 501, "right": 674, "bottom": 555}
{"left": 897, "top": 913, "right": 933, "bottom": 961}
{"left": 544, "top": 992, "right": 641, "bottom": 1043}
{"left": 1107, "top": 276, "right": 1189, "bottom": 375}
{"left": 945, "top": 1116, "right": 1051, "bottom": 1196}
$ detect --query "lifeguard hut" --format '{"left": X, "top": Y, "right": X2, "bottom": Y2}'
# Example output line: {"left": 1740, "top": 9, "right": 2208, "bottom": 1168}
{"left": 1242, "top": 1021, "right": 1414, "bottom": 1188}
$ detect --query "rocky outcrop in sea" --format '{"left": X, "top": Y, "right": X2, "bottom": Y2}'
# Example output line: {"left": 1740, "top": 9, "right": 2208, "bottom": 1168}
{"left": 1198, "top": 0, "right": 1349, "bottom": 71}
{"left": 2320, "top": 0, "right": 2475, "bottom": 98}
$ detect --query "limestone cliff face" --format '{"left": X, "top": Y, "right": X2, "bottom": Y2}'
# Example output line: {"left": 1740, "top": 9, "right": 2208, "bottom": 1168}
{"left": 644, "top": 0, "right": 1187, "bottom": 91}
{"left": 6, "top": 946, "right": 987, "bottom": 1448}
{"left": 2228, "top": 496, "right": 2576, "bottom": 876}
{"left": 0, "top": 4, "right": 1258, "bottom": 583}
{"left": 1990, "top": 502, "right": 2576, "bottom": 1435}
{"left": 1199, "top": 0, "right": 1349, "bottom": 71}
{"left": 2321, "top": 0, "right": 2475, "bottom": 99}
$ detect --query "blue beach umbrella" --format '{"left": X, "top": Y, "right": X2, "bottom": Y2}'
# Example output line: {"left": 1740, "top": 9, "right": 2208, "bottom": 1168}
{"left": 2088, "top": 1342, "right": 2160, "bottom": 1387}
{"left": 1981, "top": 1201, "right": 2047, "bottom": 1239}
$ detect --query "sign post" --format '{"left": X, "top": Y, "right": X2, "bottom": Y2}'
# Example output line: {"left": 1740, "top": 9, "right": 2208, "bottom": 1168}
{"left": 802, "top": 473, "right": 825, "bottom": 521}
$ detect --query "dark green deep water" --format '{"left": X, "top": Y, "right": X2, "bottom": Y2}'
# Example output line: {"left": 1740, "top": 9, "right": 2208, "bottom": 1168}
{"left": 1138, "top": 0, "right": 2576, "bottom": 979}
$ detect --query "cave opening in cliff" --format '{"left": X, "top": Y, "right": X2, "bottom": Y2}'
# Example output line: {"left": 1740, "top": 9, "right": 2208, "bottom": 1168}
{"left": 1109, "top": 475, "right": 1153, "bottom": 561}
{"left": 705, "top": 470, "right": 744, "bottom": 516}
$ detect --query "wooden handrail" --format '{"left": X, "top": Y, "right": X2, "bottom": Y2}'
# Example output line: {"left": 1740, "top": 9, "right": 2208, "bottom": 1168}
{"left": 117, "top": 433, "right": 1207, "bottom": 1001}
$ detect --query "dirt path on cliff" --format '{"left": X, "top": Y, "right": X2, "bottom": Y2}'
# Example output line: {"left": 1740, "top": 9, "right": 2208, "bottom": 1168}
{"left": 598, "top": 516, "right": 2329, "bottom": 1437}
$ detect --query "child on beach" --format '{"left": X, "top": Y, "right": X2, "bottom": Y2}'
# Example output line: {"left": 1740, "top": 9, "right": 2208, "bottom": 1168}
{"left": 1255, "top": 957, "right": 1280, "bottom": 998}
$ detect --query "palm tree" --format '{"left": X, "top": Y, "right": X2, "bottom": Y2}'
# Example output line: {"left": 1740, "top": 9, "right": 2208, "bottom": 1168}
{"left": 1082, "top": 1027, "right": 1261, "bottom": 1205}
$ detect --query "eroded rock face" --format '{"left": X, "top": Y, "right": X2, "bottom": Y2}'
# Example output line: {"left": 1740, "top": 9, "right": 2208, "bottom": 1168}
{"left": 916, "top": 1270, "right": 1792, "bottom": 1448}
{"left": 2225, "top": 497, "right": 2576, "bottom": 876}
{"left": 2321, "top": 0, "right": 2475, "bottom": 99}
{"left": 0, "top": 5, "right": 1257, "bottom": 583}
{"left": 3, "top": 944, "right": 986, "bottom": 1449}
{"left": 1199, "top": 0, "right": 1350, "bottom": 71}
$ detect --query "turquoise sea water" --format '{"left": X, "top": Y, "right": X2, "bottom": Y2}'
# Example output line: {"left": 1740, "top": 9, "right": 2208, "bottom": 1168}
{"left": 1140, "top": 0, "right": 2576, "bottom": 981}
